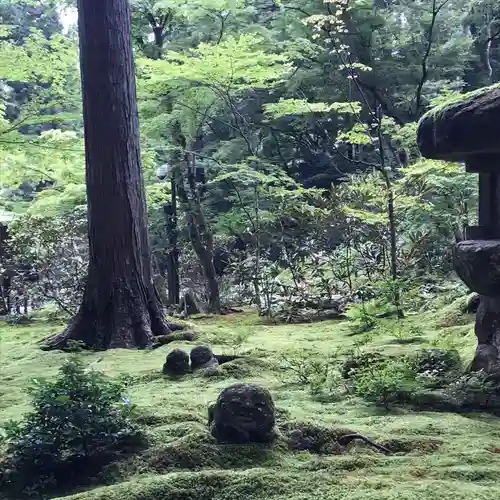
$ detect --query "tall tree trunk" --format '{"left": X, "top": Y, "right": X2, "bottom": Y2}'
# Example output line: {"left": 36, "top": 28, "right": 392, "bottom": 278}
{"left": 44, "top": 0, "right": 175, "bottom": 350}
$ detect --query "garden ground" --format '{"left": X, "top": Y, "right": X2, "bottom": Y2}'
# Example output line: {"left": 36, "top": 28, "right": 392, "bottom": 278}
{"left": 2, "top": 306, "right": 500, "bottom": 500}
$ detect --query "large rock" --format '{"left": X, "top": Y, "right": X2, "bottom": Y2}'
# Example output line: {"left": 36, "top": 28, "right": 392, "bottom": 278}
{"left": 417, "top": 86, "right": 500, "bottom": 161}
{"left": 209, "top": 383, "right": 276, "bottom": 444}
{"left": 190, "top": 345, "right": 219, "bottom": 371}
{"left": 163, "top": 349, "right": 190, "bottom": 376}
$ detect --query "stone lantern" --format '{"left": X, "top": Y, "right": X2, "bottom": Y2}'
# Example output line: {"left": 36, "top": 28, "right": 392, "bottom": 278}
{"left": 417, "top": 86, "right": 500, "bottom": 372}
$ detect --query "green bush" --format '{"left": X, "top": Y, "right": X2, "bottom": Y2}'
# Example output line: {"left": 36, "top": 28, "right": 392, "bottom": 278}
{"left": 340, "top": 352, "right": 386, "bottom": 380}
{"left": 279, "top": 353, "right": 346, "bottom": 400}
{"left": 345, "top": 300, "right": 380, "bottom": 334}
{"left": 410, "top": 348, "right": 461, "bottom": 377}
{"left": 353, "top": 360, "right": 417, "bottom": 409}
{"left": 1, "top": 358, "right": 144, "bottom": 498}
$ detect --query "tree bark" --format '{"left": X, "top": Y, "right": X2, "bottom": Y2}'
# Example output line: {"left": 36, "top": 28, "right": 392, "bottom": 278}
{"left": 163, "top": 183, "right": 180, "bottom": 306}
{"left": 44, "top": 0, "right": 175, "bottom": 350}
{"left": 174, "top": 161, "right": 221, "bottom": 314}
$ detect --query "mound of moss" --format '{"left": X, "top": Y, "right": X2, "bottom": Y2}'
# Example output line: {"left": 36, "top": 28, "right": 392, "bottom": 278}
{"left": 144, "top": 431, "right": 285, "bottom": 472}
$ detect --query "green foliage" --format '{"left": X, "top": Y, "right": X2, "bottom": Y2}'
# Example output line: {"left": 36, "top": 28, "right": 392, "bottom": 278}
{"left": 345, "top": 300, "right": 383, "bottom": 334}
{"left": 409, "top": 348, "right": 462, "bottom": 377}
{"left": 4, "top": 207, "right": 87, "bottom": 314}
{"left": 340, "top": 351, "right": 386, "bottom": 380}
{"left": 1, "top": 358, "right": 143, "bottom": 498}
{"left": 279, "top": 352, "right": 345, "bottom": 400}
{"left": 264, "top": 98, "right": 362, "bottom": 119}
{"left": 353, "top": 359, "right": 417, "bottom": 409}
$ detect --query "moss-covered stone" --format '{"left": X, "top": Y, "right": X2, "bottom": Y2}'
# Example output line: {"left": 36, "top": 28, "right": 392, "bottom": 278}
{"left": 210, "top": 383, "right": 276, "bottom": 444}
{"left": 281, "top": 421, "right": 354, "bottom": 454}
{"left": 417, "top": 85, "right": 500, "bottom": 160}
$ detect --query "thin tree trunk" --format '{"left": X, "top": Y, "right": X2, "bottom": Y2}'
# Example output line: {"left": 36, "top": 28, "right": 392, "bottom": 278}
{"left": 174, "top": 160, "right": 221, "bottom": 314}
{"left": 44, "top": 0, "right": 176, "bottom": 350}
{"left": 253, "top": 185, "right": 262, "bottom": 310}
{"left": 376, "top": 107, "right": 403, "bottom": 318}
{"left": 386, "top": 181, "right": 403, "bottom": 317}
{"left": 485, "top": 13, "right": 494, "bottom": 84}
{"left": 186, "top": 211, "right": 221, "bottom": 313}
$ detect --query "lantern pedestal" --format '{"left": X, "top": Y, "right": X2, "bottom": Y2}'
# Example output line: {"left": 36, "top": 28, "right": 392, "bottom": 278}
{"left": 453, "top": 240, "right": 500, "bottom": 370}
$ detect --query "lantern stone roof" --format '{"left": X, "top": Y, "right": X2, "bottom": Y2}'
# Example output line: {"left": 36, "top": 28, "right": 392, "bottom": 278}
{"left": 417, "top": 84, "right": 500, "bottom": 161}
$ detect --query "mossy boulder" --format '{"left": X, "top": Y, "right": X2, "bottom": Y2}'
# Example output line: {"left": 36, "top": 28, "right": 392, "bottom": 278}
{"left": 209, "top": 383, "right": 276, "bottom": 444}
{"left": 281, "top": 421, "right": 354, "bottom": 455}
{"left": 162, "top": 349, "right": 190, "bottom": 376}
{"left": 190, "top": 345, "right": 219, "bottom": 371}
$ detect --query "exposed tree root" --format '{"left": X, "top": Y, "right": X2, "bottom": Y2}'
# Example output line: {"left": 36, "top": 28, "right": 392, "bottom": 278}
{"left": 215, "top": 354, "right": 242, "bottom": 364}
{"left": 41, "top": 280, "right": 188, "bottom": 351}
{"left": 151, "top": 331, "right": 198, "bottom": 349}
{"left": 338, "top": 434, "right": 393, "bottom": 455}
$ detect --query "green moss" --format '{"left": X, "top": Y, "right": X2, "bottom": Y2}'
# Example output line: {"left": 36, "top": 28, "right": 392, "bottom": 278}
{"left": 421, "top": 83, "right": 500, "bottom": 122}
{"left": 433, "top": 297, "right": 473, "bottom": 328}
{"left": 2, "top": 311, "right": 499, "bottom": 500}
{"left": 56, "top": 472, "right": 500, "bottom": 500}
{"left": 143, "top": 431, "right": 285, "bottom": 473}
{"left": 378, "top": 437, "right": 442, "bottom": 455}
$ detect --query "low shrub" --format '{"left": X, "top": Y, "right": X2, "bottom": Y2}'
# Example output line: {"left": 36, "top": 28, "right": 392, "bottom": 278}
{"left": 279, "top": 353, "right": 346, "bottom": 400}
{"left": 353, "top": 360, "right": 417, "bottom": 409}
{"left": 341, "top": 352, "right": 386, "bottom": 380}
{"left": 345, "top": 300, "right": 381, "bottom": 334}
{"left": 410, "top": 348, "right": 461, "bottom": 378}
{"left": 1, "top": 358, "right": 144, "bottom": 498}
{"left": 390, "top": 323, "right": 424, "bottom": 343}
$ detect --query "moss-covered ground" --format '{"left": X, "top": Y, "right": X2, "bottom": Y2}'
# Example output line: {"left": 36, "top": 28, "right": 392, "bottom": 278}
{"left": 2, "top": 304, "right": 500, "bottom": 500}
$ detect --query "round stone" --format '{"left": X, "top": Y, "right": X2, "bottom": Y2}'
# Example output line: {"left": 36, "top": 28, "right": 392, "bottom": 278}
{"left": 210, "top": 383, "right": 276, "bottom": 444}
{"left": 190, "top": 345, "right": 218, "bottom": 370}
{"left": 162, "top": 349, "right": 190, "bottom": 376}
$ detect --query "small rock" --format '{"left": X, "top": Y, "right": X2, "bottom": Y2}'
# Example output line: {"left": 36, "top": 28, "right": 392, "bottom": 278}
{"left": 163, "top": 349, "right": 190, "bottom": 376}
{"left": 209, "top": 383, "right": 276, "bottom": 444}
{"left": 191, "top": 345, "right": 219, "bottom": 371}
{"left": 282, "top": 422, "right": 348, "bottom": 454}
